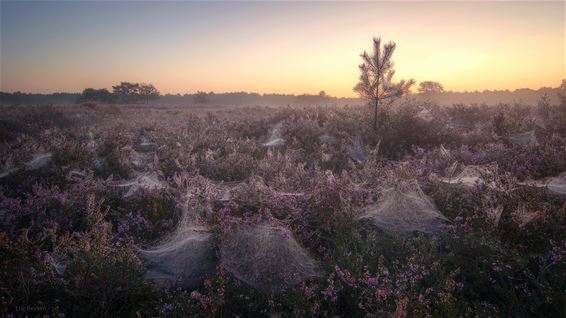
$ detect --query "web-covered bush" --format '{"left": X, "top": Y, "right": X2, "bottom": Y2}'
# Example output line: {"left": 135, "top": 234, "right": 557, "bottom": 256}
{"left": 219, "top": 223, "right": 320, "bottom": 294}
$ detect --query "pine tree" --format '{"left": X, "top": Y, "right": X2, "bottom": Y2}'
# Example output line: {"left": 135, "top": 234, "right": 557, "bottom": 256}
{"left": 354, "top": 37, "right": 415, "bottom": 130}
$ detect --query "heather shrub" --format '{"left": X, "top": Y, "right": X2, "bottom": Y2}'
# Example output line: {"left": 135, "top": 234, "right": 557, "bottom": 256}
{"left": 297, "top": 170, "right": 367, "bottom": 252}
{"left": 377, "top": 107, "right": 457, "bottom": 158}
{"left": 118, "top": 190, "right": 176, "bottom": 241}
{"left": 0, "top": 117, "right": 26, "bottom": 143}
{"left": 63, "top": 246, "right": 152, "bottom": 317}
{"left": 447, "top": 103, "right": 492, "bottom": 130}
{"left": 101, "top": 104, "right": 122, "bottom": 116}
{"left": 0, "top": 229, "right": 67, "bottom": 317}
{"left": 282, "top": 115, "right": 324, "bottom": 155}
{"left": 451, "top": 142, "right": 566, "bottom": 180}
{"left": 0, "top": 105, "right": 76, "bottom": 142}
{"left": 546, "top": 98, "right": 566, "bottom": 135}
{"left": 0, "top": 193, "right": 153, "bottom": 317}
{"left": 195, "top": 140, "right": 261, "bottom": 182}
{"left": 225, "top": 117, "right": 270, "bottom": 139}
{"left": 48, "top": 132, "right": 94, "bottom": 168}
{"left": 95, "top": 135, "right": 132, "bottom": 179}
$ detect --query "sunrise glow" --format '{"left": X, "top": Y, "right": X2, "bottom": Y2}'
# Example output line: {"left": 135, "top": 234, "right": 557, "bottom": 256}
{"left": 1, "top": 1, "right": 564, "bottom": 97}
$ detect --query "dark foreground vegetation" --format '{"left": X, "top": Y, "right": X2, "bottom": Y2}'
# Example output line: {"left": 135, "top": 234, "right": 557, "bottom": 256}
{"left": 1, "top": 97, "right": 566, "bottom": 317}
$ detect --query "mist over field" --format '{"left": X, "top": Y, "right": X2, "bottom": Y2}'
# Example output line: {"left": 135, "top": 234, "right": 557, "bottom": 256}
{"left": 1, "top": 1, "right": 565, "bottom": 317}
{"left": 2, "top": 85, "right": 565, "bottom": 107}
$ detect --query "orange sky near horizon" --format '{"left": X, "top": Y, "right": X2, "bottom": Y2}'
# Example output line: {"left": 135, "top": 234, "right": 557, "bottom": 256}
{"left": 1, "top": 1, "right": 564, "bottom": 97}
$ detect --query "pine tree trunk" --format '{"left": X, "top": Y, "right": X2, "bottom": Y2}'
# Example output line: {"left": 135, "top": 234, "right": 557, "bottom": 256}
{"left": 374, "top": 78, "right": 380, "bottom": 131}
{"left": 374, "top": 98, "right": 378, "bottom": 131}
{"left": 374, "top": 68, "right": 380, "bottom": 131}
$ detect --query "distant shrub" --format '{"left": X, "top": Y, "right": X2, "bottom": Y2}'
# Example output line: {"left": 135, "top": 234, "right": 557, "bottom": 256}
{"left": 77, "top": 88, "right": 116, "bottom": 104}
{"left": 193, "top": 91, "right": 210, "bottom": 104}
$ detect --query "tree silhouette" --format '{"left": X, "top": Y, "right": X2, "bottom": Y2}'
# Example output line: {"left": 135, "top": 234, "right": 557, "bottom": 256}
{"left": 193, "top": 91, "right": 210, "bottom": 104}
{"left": 418, "top": 81, "right": 445, "bottom": 94}
{"left": 111, "top": 82, "right": 160, "bottom": 104}
{"left": 77, "top": 88, "right": 115, "bottom": 103}
{"left": 112, "top": 82, "right": 141, "bottom": 103}
{"left": 139, "top": 83, "right": 160, "bottom": 104}
{"left": 354, "top": 37, "right": 415, "bottom": 130}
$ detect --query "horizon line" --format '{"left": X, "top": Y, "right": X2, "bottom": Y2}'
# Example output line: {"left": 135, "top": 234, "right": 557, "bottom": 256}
{"left": 1, "top": 83, "right": 564, "bottom": 99}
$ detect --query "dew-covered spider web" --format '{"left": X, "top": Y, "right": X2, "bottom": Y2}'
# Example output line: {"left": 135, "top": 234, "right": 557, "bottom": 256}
{"left": 358, "top": 180, "right": 447, "bottom": 234}
{"left": 220, "top": 223, "right": 319, "bottom": 294}
{"left": 139, "top": 203, "right": 217, "bottom": 288}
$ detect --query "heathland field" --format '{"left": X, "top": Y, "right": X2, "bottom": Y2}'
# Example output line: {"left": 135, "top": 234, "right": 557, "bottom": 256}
{"left": 1, "top": 100, "right": 566, "bottom": 316}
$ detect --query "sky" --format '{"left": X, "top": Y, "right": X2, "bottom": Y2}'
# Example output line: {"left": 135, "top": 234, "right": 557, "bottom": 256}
{"left": 0, "top": 1, "right": 564, "bottom": 97}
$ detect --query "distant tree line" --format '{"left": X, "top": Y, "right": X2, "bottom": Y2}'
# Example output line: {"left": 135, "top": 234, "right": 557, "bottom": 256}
{"left": 0, "top": 92, "right": 80, "bottom": 105}
{"left": 1, "top": 81, "right": 565, "bottom": 106}
{"left": 159, "top": 91, "right": 343, "bottom": 106}
{"left": 190, "top": 90, "right": 333, "bottom": 106}
{"left": 77, "top": 82, "right": 160, "bottom": 104}
{"left": 293, "top": 91, "right": 331, "bottom": 105}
